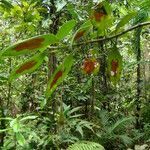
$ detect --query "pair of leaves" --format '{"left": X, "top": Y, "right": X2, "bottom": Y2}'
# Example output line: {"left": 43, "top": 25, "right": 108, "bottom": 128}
{"left": 9, "top": 54, "right": 73, "bottom": 99}
{"left": 107, "top": 47, "right": 122, "bottom": 85}
{"left": 3, "top": 19, "right": 76, "bottom": 57}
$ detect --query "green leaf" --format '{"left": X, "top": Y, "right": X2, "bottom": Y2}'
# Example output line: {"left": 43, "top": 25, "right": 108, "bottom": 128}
{"left": 57, "top": 20, "right": 76, "bottom": 40}
{"left": 46, "top": 54, "right": 74, "bottom": 98}
{"left": 20, "top": 116, "right": 37, "bottom": 122}
{"left": 9, "top": 53, "right": 45, "bottom": 81}
{"left": 2, "top": 34, "right": 57, "bottom": 56}
{"left": 0, "top": 117, "right": 13, "bottom": 121}
{"left": 10, "top": 119, "right": 20, "bottom": 132}
{"left": 67, "top": 141, "right": 105, "bottom": 150}
{"left": 116, "top": 12, "right": 137, "bottom": 32}
{"left": 0, "top": 128, "right": 11, "bottom": 133}
{"left": 0, "top": 0, "right": 13, "bottom": 9}
{"left": 67, "top": 106, "right": 81, "bottom": 116}
{"left": 16, "top": 132, "right": 26, "bottom": 146}
{"left": 110, "top": 117, "right": 134, "bottom": 133}
{"left": 107, "top": 47, "right": 123, "bottom": 85}
{"left": 72, "top": 20, "right": 93, "bottom": 42}
{"left": 76, "top": 125, "right": 83, "bottom": 137}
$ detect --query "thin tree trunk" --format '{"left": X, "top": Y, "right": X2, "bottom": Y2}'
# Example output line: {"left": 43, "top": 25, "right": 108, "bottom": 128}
{"left": 135, "top": 27, "right": 142, "bottom": 129}
{"left": 0, "top": 98, "right": 6, "bottom": 147}
{"left": 48, "top": 0, "right": 60, "bottom": 133}
{"left": 99, "top": 40, "right": 109, "bottom": 110}
{"left": 90, "top": 76, "right": 95, "bottom": 118}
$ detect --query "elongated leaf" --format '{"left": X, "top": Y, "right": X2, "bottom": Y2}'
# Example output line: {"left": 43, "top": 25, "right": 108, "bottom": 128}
{"left": 0, "top": 128, "right": 11, "bottom": 133}
{"left": 2, "top": 34, "right": 57, "bottom": 56}
{"left": 16, "top": 132, "right": 26, "bottom": 146}
{"left": 107, "top": 47, "right": 122, "bottom": 85}
{"left": 57, "top": 20, "right": 76, "bottom": 40}
{"left": 116, "top": 12, "right": 137, "bottom": 31}
{"left": 67, "top": 106, "right": 81, "bottom": 116}
{"left": 0, "top": 117, "right": 13, "bottom": 121}
{"left": 20, "top": 116, "right": 37, "bottom": 122}
{"left": 9, "top": 53, "right": 45, "bottom": 81}
{"left": 46, "top": 55, "right": 74, "bottom": 98}
{"left": 72, "top": 20, "right": 93, "bottom": 42}
{"left": 0, "top": 0, "right": 13, "bottom": 9}
{"left": 76, "top": 125, "right": 83, "bottom": 137}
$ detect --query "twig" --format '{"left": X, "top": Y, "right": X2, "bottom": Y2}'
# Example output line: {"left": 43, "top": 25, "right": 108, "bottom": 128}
{"left": 49, "top": 21, "right": 150, "bottom": 50}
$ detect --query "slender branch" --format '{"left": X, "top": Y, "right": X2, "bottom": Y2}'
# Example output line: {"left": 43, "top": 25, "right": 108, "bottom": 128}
{"left": 49, "top": 21, "right": 150, "bottom": 50}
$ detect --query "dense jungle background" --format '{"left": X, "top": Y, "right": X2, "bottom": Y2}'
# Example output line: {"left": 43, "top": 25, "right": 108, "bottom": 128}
{"left": 0, "top": 0, "right": 150, "bottom": 149}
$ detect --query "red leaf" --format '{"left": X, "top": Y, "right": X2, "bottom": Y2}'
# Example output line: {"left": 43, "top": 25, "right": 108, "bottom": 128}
{"left": 111, "top": 60, "right": 119, "bottom": 76}
{"left": 74, "top": 30, "right": 85, "bottom": 40}
{"left": 16, "top": 60, "right": 37, "bottom": 74}
{"left": 93, "top": 12, "right": 106, "bottom": 22}
{"left": 92, "top": 5, "right": 107, "bottom": 22}
{"left": 14, "top": 38, "right": 44, "bottom": 51}
{"left": 50, "top": 71, "right": 63, "bottom": 89}
{"left": 82, "top": 59, "right": 97, "bottom": 74}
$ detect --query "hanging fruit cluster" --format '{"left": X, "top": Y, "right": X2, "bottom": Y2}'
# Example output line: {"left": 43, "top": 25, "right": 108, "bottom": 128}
{"left": 107, "top": 47, "right": 122, "bottom": 85}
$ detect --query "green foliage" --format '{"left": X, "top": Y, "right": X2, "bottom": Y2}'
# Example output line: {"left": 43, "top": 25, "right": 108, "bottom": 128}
{"left": 57, "top": 20, "right": 76, "bottom": 40}
{"left": 91, "top": 1, "right": 113, "bottom": 34}
{"left": 0, "top": 0, "right": 150, "bottom": 149}
{"left": 46, "top": 55, "right": 74, "bottom": 98}
{"left": 0, "top": 115, "right": 38, "bottom": 148}
{"left": 9, "top": 53, "right": 45, "bottom": 81}
{"left": 67, "top": 141, "right": 105, "bottom": 150}
{"left": 2, "top": 34, "right": 57, "bottom": 56}
{"left": 107, "top": 47, "right": 123, "bottom": 85}
{"left": 116, "top": 11, "right": 137, "bottom": 32}
{"left": 95, "top": 110, "right": 134, "bottom": 149}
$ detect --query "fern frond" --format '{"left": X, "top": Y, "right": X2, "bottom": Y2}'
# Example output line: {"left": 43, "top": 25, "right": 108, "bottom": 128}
{"left": 117, "top": 135, "right": 133, "bottom": 146}
{"left": 140, "top": 0, "right": 150, "bottom": 12}
{"left": 99, "top": 110, "right": 110, "bottom": 127}
{"left": 67, "top": 141, "right": 105, "bottom": 150}
{"left": 109, "top": 117, "right": 134, "bottom": 133}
